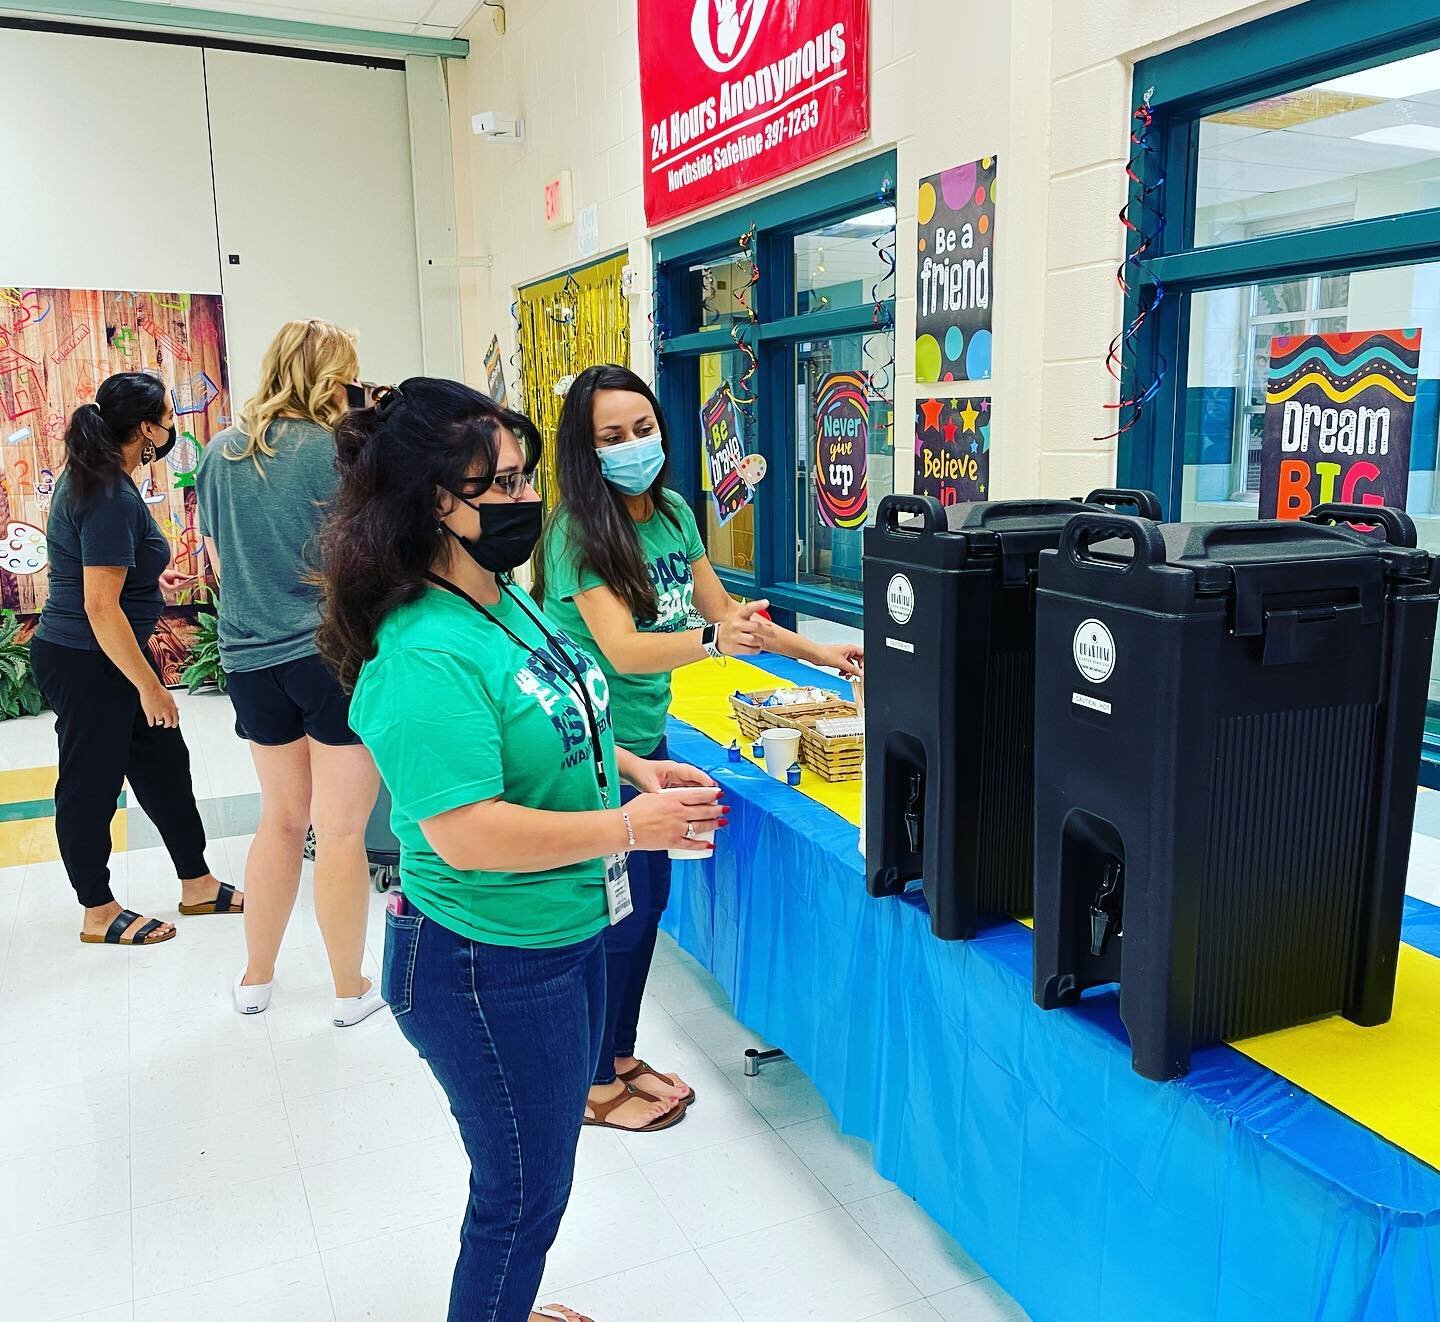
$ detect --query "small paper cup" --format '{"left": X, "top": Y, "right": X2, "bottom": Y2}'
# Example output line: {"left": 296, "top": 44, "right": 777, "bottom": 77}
{"left": 760, "top": 727, "right": 802, "bottom": 780}
{"left": 662, "top": 786, "right": 716, "bottom": 859}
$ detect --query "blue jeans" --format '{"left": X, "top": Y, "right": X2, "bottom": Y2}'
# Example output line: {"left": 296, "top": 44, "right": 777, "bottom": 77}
{"left": 594, "top": 737, "right": 673, "bottom": 1085}
{"left": 383, "top": 908, "right": 605, "bottom": 1322}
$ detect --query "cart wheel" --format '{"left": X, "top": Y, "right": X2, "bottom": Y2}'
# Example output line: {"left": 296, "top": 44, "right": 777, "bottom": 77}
{"left": 372, "top": 865, "right": 395, "bottom": 894}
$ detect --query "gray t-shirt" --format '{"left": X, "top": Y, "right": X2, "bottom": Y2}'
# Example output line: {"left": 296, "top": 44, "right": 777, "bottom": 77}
{"left": 36, "top": 469, "right": 170, "bottom": 650}
{"left": 195, "top": 417, "right": 338, "bottom": 673}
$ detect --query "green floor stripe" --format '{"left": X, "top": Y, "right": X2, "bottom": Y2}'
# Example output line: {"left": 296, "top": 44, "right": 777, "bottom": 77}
{"left": 0, "top": 793, "right": 126, "bottom": 824}
{"left": 0, "top": 798, "right": 55, "bottom": 824}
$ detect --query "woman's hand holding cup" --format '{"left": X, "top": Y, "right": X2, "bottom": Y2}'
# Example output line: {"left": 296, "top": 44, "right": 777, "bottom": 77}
{"left": 624, "top": 786, "right": 726, "bottom": 854}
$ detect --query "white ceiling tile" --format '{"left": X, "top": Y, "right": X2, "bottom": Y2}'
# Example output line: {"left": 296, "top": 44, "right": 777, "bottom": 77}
{"left": 181, "top": 0, "right": 432, "bottom": 31}
{"left": 422, "top": 0, "right": 480, "bottom": 28}
{"left": 1318, "top": 50, "right": 1440, "bottom": 101}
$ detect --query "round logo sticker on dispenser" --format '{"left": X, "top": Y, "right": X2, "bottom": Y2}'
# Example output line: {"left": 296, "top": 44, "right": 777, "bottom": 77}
{"left": 1073, "top": 619, "right": 1116, "bottom": 683}
{"left": 886, "top": 574, "right": 915, "bottom": 625}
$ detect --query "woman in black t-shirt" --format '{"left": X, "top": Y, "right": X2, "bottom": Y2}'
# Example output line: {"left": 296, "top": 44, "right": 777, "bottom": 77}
{"left": 30, "top": 372, "right": 242, "bottom": 947}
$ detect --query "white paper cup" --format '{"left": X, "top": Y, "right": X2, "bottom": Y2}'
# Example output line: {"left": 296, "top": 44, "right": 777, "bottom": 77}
{"left": 662, "top": 786, "right": 716, "bottom": 859}
{"left": 760, "top": 727, "right": 802, "bottom": 781}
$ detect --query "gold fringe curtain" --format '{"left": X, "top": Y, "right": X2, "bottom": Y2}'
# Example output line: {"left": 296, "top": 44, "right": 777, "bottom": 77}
{"left": 516, "top": 253, "right": 630, "bottom": 508}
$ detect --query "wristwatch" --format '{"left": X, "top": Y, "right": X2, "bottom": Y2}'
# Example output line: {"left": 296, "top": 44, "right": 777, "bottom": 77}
{"left": 701, "top": 623, "right": 724, "bottom": 662}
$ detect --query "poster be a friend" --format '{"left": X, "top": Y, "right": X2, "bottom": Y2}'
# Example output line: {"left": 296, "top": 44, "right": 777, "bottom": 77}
{"left": 916, "top": 156, "right": 996, "bottom": 385}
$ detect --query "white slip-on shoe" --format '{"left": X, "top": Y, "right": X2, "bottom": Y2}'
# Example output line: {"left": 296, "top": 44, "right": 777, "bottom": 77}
{"left": 233, "top": 972, "right": 273, "bottom": 1015}
{"left": 333, "top": 977, "right": 386, "bottom": 1028}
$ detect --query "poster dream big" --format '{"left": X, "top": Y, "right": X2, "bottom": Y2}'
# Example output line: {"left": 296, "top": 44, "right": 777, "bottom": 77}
{"left": 1259, "top": 327, "right": 1418, "bottom": 519}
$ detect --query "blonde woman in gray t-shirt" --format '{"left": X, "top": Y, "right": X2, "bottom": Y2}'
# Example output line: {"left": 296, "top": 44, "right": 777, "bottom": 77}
{"left": 196, "top": 319, "right": 383, "bottom": 1027}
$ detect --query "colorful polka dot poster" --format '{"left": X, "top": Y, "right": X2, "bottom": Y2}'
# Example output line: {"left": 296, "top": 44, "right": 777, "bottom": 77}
{"left": 914, "top": 396, "right": 991, "bottom": 506}
{"left": 915, "top": 157, "right": 996, "bottom": 384}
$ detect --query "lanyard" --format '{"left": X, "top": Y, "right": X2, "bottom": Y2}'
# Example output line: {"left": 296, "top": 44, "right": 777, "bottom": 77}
{"left": 424, "top": 572, "right": 612, "bottom": 806}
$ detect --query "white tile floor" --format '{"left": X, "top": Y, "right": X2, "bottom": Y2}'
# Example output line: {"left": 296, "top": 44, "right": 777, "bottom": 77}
{"left": 0, "top": 693, "right": 1030, "bottom": 1322}
{"left": 5, "top": 698, "right": 1439, "bottom": 1322}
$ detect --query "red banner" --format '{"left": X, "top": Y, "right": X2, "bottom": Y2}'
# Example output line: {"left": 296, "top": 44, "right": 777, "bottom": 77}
{"left": 637, "top": 0, "right": 870, "bottom": 226}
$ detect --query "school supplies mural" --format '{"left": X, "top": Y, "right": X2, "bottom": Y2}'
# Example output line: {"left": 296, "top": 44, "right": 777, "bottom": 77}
{"left": 0, "top": 286, "right": 229, "bottom": 680}
{"left": 915, "top": 157, "right": 995, "bottom": 384}
{"left": 1259, "top": 328, "right": 1418, "bottom": 519}
{"left": 914, "top": 395, "right": 990, "bottom": 505}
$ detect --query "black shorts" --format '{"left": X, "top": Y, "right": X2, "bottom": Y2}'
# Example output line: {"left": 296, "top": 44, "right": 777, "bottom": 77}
{"left": 227, "top": 652, "right": 359, "bottom": 748}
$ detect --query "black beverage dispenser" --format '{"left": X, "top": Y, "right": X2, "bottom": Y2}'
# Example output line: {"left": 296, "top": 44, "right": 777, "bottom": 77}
{"left": 1031, "top": 505, "right": 1438, "bottom": 1079}
{"left": 862, "top": 487, "right": 1160, "bottom": 940}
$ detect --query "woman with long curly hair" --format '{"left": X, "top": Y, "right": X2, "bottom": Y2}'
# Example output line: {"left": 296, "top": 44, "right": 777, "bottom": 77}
{"left": 318, "top": 377, "right": 721, "bottom": 1321}
{"left": 195, "top": 319, "right": 382, "bottom": 1025}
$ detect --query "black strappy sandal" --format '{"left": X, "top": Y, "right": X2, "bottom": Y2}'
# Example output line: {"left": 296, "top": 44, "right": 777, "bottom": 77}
{"left": 178, "top": 881, "right": 243, "bottom": 916}
{"left": 80, "top": 908, "right": 176, "bottom": 946}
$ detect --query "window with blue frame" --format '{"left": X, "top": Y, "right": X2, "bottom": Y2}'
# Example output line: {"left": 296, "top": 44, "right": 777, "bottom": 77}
{"left": 652, "top": 154, "right": 896, "bottom": 628}
{"left": 1119, "top": 0, "right": 1440, "bottom": 783}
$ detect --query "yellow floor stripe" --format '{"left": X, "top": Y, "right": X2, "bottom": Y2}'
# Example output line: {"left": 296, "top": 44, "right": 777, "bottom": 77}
{"left": 0, "top": 766, "right": 59, "bottom": 804}
{"left": 0, "top": 812, "right": 126, "bottom": 869}
{"left": 671, "top": 661, "right": 1440, "bottom": 1170}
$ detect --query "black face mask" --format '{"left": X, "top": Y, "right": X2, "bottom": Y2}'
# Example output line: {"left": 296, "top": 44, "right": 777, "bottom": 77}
{"left": 345, "top": 383, "right": 367, "bottom": 410}
{"left": 445, "top": 494, "right": 543, "bottom": 573}
{"left": 151, "top": 424, "right": 178, "bottom": 462}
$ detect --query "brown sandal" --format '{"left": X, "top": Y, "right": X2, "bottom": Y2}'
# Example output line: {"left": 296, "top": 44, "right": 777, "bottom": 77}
{"left": 79, "top": 908, "right": 176, "bottom": 946}
{"left": 583, "top": 1082, "right": 687, "bottom": 1133}
{"left": 618, "top": 1058, "right": 696, "bottom": 1107}
{"left": 178, "top": 881, "right": 244, "bottom": 916}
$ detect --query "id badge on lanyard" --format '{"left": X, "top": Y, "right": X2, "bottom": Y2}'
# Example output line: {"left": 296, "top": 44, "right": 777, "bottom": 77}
{"left": 604, "top": 852, "right": 633, "bottom": 925}
{"left": 583, "top": 701, "right": 630, "bottom": 925}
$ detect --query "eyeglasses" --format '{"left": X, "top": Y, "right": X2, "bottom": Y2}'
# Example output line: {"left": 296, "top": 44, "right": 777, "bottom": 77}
{"left": 494, "top": 469, "right": 537, "bottom": 499}
{"left": 459, "top": 469, "right": 537, "bottom": 501}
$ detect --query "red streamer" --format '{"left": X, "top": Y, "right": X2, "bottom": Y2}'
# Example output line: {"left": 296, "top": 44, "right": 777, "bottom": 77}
{"left": 1097, "top": 87, "right": 1168, "bottom": 441}
{"left": 729, "top": 221, "right": 760, "bottom": 407}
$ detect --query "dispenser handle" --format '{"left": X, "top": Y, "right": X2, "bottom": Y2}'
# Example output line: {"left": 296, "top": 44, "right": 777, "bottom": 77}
{"left": 1303, "top": 503, "right": 1417, "bottom": 548}
{"left": 877, "top": 494, "right": 946, "bottom": 540}
{"left": 1060, "top": 512, "right": 1168, "bottom": 573}
{"left": 1084, "top": 487, "right": 1163, "bottom": 520}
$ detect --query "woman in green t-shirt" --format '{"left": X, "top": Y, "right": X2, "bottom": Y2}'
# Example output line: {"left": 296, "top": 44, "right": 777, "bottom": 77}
{"left": 536, "top": 364, "right": 864, "bottom": 1127}
{"left": 317, "top": 378, "right": 722, "bottom": 1322}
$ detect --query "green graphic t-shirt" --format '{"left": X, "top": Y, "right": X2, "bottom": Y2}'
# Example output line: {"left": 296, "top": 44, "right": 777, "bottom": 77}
{"left": 542, "top": 491, "right": 706, "bottom": 755}
{"left": 349, "top": 585, "right": 615, "bottom": 949}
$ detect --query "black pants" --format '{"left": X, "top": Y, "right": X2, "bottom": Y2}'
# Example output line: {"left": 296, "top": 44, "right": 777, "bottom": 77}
{"left": 31, "top": 637, "right": 209, "bottom": 908}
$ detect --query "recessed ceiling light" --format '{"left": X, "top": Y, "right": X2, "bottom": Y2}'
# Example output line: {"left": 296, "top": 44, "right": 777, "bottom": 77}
{"left": 1354, "top": 124, "right": 1440, "bottom": 152}
{"left": 1318, "top": 49, "right": 1440, "bottom": 100}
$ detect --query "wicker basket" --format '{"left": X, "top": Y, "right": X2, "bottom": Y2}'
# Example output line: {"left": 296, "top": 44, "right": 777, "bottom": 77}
{"left": 766, "top": 701, "right": 865, "bottom": 781}
{"left": 727, "top": 688, "right": 845, "bottom": 743}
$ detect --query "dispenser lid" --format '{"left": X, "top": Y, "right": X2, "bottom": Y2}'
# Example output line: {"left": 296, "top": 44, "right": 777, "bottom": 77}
{"left": 944, "top": 498, "right": 1092, "bottom": 536}
{"left": 1088, "top": 519, "right": 1423, "bottom": 593}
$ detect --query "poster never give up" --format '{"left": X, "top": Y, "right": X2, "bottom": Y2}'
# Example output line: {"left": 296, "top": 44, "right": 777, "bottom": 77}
{"left": 1259, "top": 328, "right": 1418, "bottom": 519}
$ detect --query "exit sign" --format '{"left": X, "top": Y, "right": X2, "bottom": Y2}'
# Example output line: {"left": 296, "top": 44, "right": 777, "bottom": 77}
{"left": 544, "top": 171, "right": 574, "bottom": 229}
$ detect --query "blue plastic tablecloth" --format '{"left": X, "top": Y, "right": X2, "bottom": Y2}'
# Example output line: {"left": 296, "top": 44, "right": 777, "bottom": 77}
{"left": 661, "top": 655, "right": 1440, "bottom": 1322}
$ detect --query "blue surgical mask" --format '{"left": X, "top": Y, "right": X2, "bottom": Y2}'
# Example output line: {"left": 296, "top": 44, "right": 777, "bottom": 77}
{"left": 597, "top": 435, "right": 665, "bottom": 495}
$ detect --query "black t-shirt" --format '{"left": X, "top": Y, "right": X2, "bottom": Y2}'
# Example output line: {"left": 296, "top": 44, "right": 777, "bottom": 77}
{"left": 36, "top": 470, "right": 170, "bottom": 650}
